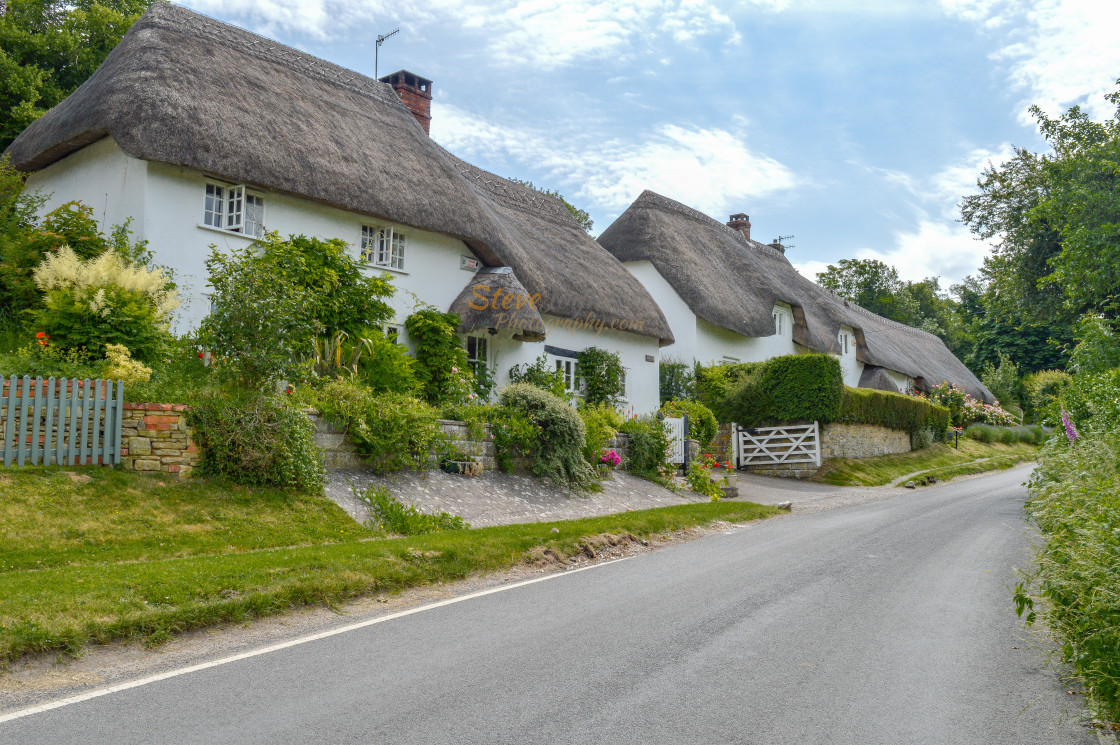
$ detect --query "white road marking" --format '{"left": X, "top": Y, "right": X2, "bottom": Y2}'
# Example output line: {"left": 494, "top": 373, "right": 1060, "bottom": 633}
{"left": 0, "top": 558, "right": 629, "bottom": 725}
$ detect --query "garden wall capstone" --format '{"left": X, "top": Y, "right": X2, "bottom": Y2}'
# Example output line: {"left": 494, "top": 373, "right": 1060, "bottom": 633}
{"left": 119, "top": 403, "right": 199, "bottom": 478}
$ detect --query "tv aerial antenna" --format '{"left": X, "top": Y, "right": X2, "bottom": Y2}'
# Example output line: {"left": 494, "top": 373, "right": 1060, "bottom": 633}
{"left": 375, "top": 28, "right": 399, "bottom": 78}
{"left": 772, "top": 234, "right": 796, "bottom": 250}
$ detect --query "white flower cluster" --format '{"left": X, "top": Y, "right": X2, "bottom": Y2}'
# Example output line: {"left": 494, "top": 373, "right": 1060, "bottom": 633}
{"left": 33, "top": 247, "right": 179, "bottom": 325}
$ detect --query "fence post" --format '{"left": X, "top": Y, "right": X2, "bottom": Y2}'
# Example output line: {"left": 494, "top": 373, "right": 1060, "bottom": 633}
{"left": 16, "top": 376, "right": 30, "bottom": 467}
{"left": 3, "top": 376, "right": 14, "bottom": 468}
{"left": 682, "top": 413, "right": 690, "bottom": 471}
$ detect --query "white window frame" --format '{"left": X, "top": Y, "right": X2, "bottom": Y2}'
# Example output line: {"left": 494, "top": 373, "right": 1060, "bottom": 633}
{"left": 361, "top": 225, "right": 406, "bottom": 270}
{"left": 772, "top": 305, "right": 791, "bottom": 337}
{"left": 382, "top": 324, "right": 402, "bottom": 345}
{"left": 553, "top": 357, "right": 579, "bottom": 395}
{"left": 203, "top": 181, "right": 265, "bottom": 238}
{"left": 838, "top": 331, "right": 851, "bottom": 355}
{"left": 465, "top": 334, "right": 489, "bottom": 374}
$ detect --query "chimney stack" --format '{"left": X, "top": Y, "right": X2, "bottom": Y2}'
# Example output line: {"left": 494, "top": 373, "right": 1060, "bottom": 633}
{"left": 727, "top": 213, "right": 751, "bottom": 241}
{"left": 379, "top": 70, "right": 432, "bottom": 135}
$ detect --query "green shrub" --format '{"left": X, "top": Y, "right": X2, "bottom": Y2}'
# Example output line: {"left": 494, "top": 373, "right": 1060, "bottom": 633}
{"left": 313, "top": 378, "right": 443, "bottom": 474}
{"left": 695, "top": 362, "right": 758, "bottom": 417}
{"left": 980, "top": 351, "right": 1021, "bottom": 410}
{"left": 0, "top": 342, "right": 100, "bottom": 380}
{"left": 660, "top": 399, "right": 718, "bottom": 449}
{"left": 31, "top": 246, "right": 177, "bottom": 361}
{"left": 354, "top": 331, "right": 418, "bottom": 395}
{"left": 1022, "top": 426, "right": 1120, "bottom": 720}
{"left": 964, "top": 423, "right": 1046, "bottom": 445}
{"left": 508, "top": 353, "right": 568, "bottom": 399}
{"left": 910, "top": 427, "right": 935, "bottom": 450}
{"left": 188, "top": 394, "right": 323, "bottom": 491}
{"left": 719, "top": 354, "right": 843, "bottom": 427}
{"left": 487, "top": 406, "right": 540, "bottom": 473}
{"left": 404, "top": 307, "right": 474, "bottom": 406}
{"left": 353, "top": 484, "right": 468, "bottom": 534}
{"left": 837, "top": 387, "right": 950, "bottom": 435}
{"left": 685, "top": 462, "right": 723, "bottom": 500}
{"left": 1022, "top": 369, "right": 1072, "bottom": 424}
{"left": 576, "top": 346, "right": 626, "bottom": 407}
{"left": 580, "top": 403, "right": 623, "bottom": 463}
{"left": 619, "top": 415, "right": 673, "bottom": 484}
{"left": 200, "top": 244, "right": 318, "bottom": 390}
{"left": 499, "top": 383, "right": 596, "bottom": 491}
{"left": 659, "top": 356, "right": 695, "bottom": 404}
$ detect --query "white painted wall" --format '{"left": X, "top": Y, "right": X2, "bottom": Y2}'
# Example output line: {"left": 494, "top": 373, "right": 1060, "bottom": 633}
{"left": 25, "top": 137, "right": 147, "bottom": 239}
{"left": 884, "top": 369, "right": 913, "bottom": 395}
{"left": 24, "top": 139, "right": 664, "bottom": 412}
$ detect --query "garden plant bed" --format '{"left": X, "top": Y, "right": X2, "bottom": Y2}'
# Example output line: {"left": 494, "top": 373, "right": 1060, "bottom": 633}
{"left": 0, "top": 466, "right": 779, "bottom": 663}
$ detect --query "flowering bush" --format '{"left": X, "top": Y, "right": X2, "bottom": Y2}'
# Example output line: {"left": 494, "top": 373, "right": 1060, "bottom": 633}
{"left": 31, "top": 246, "right": 178, "bottom": 360}
{"left": 100, "top": 343, "right": 152, "bottom": 385}
{"left": 600, "top": 449, "right": 622, "bottom": 467}
{"left": 922, "top": 381, "right": 1017, "bottom": 427}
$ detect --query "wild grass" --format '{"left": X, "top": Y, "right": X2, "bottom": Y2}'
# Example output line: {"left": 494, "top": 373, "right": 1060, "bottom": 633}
{"left": 0, "top": 466, "right": 779, "bottom": 661}
{"left": 814, "top": 440, "right": 1040, "bottom": 486}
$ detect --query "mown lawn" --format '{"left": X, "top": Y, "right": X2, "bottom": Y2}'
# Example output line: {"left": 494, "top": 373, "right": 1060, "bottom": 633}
{"left": 813, "top": 440, "right": 1039, "bottom": 486}
{"left": 0, "top": 467, "right": 779, "bottom": 662}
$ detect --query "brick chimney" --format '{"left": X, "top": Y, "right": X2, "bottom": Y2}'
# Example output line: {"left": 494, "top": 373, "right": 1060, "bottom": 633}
{"left": 727, "top": 213, "right": 751, "bottom": 241}
{"left": 379, "top": 70, "right": 432, "bottom": 135}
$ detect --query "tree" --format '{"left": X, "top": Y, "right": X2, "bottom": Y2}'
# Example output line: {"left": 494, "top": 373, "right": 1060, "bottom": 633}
{"left": 507, "top": 178, "right": 593, "bottom": 233}
{"left": 0, "top": 0, "right": 154, "bottom": 150}
{"left": 815, "top": 259, "right": 918, "bottom": 323}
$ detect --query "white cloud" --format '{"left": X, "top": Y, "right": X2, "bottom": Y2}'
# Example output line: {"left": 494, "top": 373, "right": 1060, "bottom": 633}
{"left": 432, "top": 103, "right": 797, "bottom": 219}
{"left": 941, "top": 0, "right": 1120, "bottom": 123}
{"left": 183, "top": 0, "right": 746, "bottom": 67}
{"left": 793, "top": 259, "right": 833, "bottom": 281}
{"left": 856, "top": 220, "right": 990, "bottom": 286}
{"left": 927, "top": 144, "right": 1015, "bottom": 216}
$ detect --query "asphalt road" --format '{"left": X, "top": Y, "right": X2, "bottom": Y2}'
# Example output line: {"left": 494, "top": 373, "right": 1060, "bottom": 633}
{"left": 0, "top": 466, "right": 1098, "bottom": 744}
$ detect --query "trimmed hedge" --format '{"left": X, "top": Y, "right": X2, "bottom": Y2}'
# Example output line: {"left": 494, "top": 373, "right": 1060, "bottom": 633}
{"left": 837, "top": 387, "right": 949, "bottom": 435}
{"left": 718, "top": 354, "right": 843, "bottom": 427}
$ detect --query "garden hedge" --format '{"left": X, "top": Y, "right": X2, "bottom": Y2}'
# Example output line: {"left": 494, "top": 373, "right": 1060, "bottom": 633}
{"left": 836, "top": 387, "right": 949, "bottom": 435}
{"left": 716, "top": 353, "right": 844, "bottom": 427}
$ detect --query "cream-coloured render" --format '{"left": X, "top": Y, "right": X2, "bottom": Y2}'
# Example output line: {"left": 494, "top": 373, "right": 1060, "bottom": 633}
{"left": 24, "top": 137, "right": 147, "bottom": 238}
{"left": 490, "top": 316, "right": 661, "bottom": 414}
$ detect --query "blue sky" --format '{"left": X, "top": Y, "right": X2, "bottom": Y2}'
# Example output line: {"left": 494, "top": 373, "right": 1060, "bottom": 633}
{"left": 180, "top": 0, "right": 1120, "bottom": 289}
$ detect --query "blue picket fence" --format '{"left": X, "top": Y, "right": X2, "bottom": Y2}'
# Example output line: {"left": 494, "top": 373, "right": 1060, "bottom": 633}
{"left": 1, "top": 376, "right": 125, "bottom": 467}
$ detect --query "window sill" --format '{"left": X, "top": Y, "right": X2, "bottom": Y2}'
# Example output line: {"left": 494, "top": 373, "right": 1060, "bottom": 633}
{"left": 363, "top": 263, "right": 409, "bottom": 276}
{"left": 196, "top": 223, "right": 262, "bottom": 241}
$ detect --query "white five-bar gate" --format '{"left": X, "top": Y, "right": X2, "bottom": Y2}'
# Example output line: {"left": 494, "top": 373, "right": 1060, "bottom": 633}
{"left": 735, "top": 421, "right": 820, "bottom": 468}
{"left": 1, "top": 376, "right": 125, "bottom": 467}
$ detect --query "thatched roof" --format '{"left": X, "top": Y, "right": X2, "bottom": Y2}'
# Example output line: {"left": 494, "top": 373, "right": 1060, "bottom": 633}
{"left": 858, "top": 365, "right": 903, "bottom": 394}
{"left": 4, "top": 3, "right": 673, "bottom": 345}
{"left": 449, "top": 267, "right": 546, "bottom": 341}
{"left": 598, "top": 191, "right": 994, "bottom": 402}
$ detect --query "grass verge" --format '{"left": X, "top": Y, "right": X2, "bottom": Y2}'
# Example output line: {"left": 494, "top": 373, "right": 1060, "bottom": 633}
{"left": 813, "top": 440, "right": 1039, "bottom": 486}
{"left": 0, "top": 467, "right": 779, "bottom": 662}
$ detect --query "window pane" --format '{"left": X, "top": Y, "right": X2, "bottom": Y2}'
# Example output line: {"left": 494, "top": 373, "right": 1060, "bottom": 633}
{"left": 360, "top": 226, "right": 375, "bottom": 263}
{"left": 245, "top": 194, "right": 264, "bottom": 238}
{"left": 204, "top": 184, "right": 224, "bottom": 227}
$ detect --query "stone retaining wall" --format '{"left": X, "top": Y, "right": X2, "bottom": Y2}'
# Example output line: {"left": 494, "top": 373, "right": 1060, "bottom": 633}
{"left": 820, "top": 422, "right": 911, "bottom": 459}
{"left": 119, "top": 403, "right": 199, "bottom": 478}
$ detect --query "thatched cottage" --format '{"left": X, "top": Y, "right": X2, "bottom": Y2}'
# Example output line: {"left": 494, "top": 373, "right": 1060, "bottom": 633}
{"left": 598, "top": 191, "right": 994, "bottom": 402}
{"left": 3, "top": 3, "right": 674, "bottom": 412}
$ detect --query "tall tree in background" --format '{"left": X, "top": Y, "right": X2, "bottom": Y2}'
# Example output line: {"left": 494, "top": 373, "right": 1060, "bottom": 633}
{"left": 0, "top": 0, "right": 154, "bottom": 149}
{"left": 507, "top": 178, "right": 594, "bottom": 233}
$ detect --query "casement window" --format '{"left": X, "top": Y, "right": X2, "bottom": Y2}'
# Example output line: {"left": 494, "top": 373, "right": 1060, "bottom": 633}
{"left": 465, "top": 335, "right": 488, "bottom": 374}
{"left": 361, "top": 225, "right": 406, "bottom": 270}
{"left": 838, "top": 331, "right": 852, "bottom": 355}
{"left": 772, "top": 306, "right": 791, "bottom": 336}
{"left": 203, "top": 183, "right": 265, "bottom": 238}
{"left": 556, "top": 358, "right": 578, "bottom": 394}
{"left": 382, "top": 324, "right": 402, "bottom": 345}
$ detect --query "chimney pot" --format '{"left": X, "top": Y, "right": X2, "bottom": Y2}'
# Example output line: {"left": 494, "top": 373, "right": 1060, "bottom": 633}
{"left": 727, "top": 213, "right": 751, "bottom": 241}
{"left": 379, "top": 70, "right": 433, "bottom": 135}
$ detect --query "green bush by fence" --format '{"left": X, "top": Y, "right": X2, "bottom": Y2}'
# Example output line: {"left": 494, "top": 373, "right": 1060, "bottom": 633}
{"left": 837, "top": 387, "right": 949, "bottom": 435}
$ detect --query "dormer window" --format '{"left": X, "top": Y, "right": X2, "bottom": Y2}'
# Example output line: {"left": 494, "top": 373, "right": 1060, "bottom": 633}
{"left": 772, "top": 305, "right": 791, "bottom": 337}
{"left": 203, "top": 183, "right": 265, "bottom": 238}
{"left": 361, "top": 225, "right": 405, "bottom": 270}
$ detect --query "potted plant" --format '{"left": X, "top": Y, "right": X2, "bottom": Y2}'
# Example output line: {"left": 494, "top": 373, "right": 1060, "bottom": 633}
{"left": 598, "top": 448, "right": 622, "bottom": 479}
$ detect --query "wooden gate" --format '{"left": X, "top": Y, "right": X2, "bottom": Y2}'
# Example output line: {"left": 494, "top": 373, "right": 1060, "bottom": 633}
{"left": 1, "top": 376, "right": 125, "bottom": 467}
{"left": 735, "top": 421, "right": 820, "bottom": 468}
{"left": 663, "top": 415, "right": 689, "bottom": 468}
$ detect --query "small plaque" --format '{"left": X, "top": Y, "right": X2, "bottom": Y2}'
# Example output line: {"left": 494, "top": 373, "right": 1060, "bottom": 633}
{"left": 645, "top": 354, "right": 655, "bottom": 363}
{"left": 460, "top": 255, "right": 480, "bottom": 271}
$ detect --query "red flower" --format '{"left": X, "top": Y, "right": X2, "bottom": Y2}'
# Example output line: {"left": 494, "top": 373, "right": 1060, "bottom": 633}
{"left": 198, "top": 352, "right": 204, "bottom": 358}
{"left": 35, "top": 331, "right": 46, "bottom": 339}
